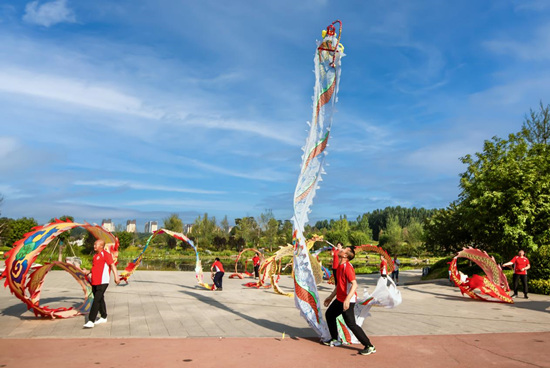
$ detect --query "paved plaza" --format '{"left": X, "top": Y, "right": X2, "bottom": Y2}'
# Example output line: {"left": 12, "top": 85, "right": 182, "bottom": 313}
{"left": 1, "top": 270, "right": 549, "bottom": 367}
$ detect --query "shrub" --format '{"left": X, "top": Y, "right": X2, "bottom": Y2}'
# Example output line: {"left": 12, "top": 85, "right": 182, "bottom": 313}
{"left": 529, "top": 245, "right": 550, "bottom": 280}
{"left": 529, "top": 279, "right": 550, "bottom": 295}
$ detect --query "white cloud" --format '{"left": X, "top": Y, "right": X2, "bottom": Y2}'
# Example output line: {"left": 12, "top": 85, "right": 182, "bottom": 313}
{"left": 73, "top": 180, "right": 225, "bottom": 195}
{"left": 23, "top": 0, "right": 76, "bottom": 27}
{"left": 0, "top": 68, "right": 162, "bottom": 119}
{"left": 484, "top": 24, "right": 550, "bottom": 61}
{"left": 0, "top": 184, "right": 31, "bottom": 200}
{"left": 180, "top": 156, "right": 291, "bottom": 182}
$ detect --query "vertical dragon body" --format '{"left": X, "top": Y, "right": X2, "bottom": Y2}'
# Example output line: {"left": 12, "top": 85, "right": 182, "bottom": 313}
{"left": 292, "top": 20, "right": 344, "bottom": 341}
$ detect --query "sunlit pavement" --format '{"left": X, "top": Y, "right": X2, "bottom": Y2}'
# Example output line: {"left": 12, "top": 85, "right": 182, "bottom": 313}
{"left": 1, "top": 270, "right": 549, "bottom": 367}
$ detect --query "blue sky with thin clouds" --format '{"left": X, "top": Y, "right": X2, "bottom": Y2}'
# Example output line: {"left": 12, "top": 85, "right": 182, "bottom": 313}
{"left": 1, "top": 0, "right": 550, "bottom": 230}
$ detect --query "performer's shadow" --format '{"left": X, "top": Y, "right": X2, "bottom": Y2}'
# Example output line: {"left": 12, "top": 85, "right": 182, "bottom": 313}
{"left": 180, "top": 289, "right": 314, "bottom": 337}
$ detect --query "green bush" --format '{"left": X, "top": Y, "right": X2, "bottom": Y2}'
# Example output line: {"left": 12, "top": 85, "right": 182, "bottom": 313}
{"left": 529, "top": 279, "right": 550, "bottom": 295}
{"left": 529, "top": 245, "right": 550, "bottom": 280}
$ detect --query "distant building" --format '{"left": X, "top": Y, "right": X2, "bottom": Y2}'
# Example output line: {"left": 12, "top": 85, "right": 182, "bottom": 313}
{"left": 126, "top": 219, "right": 137, "bottom": 233}
{"left": 144, "top": 221, "right": 158, "bottom": 233}
{"left": 183, "top": 224, "right": 193, "bottom": 234}
{"left": 101, "top": 219, "right": 115, "bottom": 232}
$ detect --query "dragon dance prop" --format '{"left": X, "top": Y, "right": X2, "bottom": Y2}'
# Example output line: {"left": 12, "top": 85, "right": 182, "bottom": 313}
{"left": 337, "top": 276, "right": 402, "bottom": 344}
{"left": 229, "top": 248, "right": 262, "bottom": 279}
{"left": 449, "top": 247, "right": 513, "bottom": 303}
{"left": 120, "top": 228, "right": 210, "bottom": 289}
{"left": 0, "top": 219, "right": 118, "bottom": 318}
{"left": 248, "top": 238, "right": 324, "bottom": 296}
{"left": 253, "top": 244, "right": 293, "bottom": 296}
{"left": 312, "top": 245, "right": 333, "bottom": 281}
{"left": 292, "top": 20, "right": 344, "bottom": 341}
{"left": 355, "top": 244, "right": 395, "bottom": 274}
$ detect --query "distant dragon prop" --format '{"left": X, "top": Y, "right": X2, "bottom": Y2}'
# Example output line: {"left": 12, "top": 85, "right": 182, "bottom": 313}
{"left": 229, "top": 248, "right": 262, "bottom": 279}
{"left": 449, "top": 247, "right": 513, "bottom": 303}
{"left": 247, "top": 236, "right": 324, "bottom": 297}
{"left": 355, "top": 244, "right": 395, "bottom": 274}
{"left": 292, "top": 20, "right": 344, "bottom": 341}
{"left": 120, "top": 228, "right": 210, "bottom": 289}
{"left": 0, "top": 219, "right": 118, "bottom": 318}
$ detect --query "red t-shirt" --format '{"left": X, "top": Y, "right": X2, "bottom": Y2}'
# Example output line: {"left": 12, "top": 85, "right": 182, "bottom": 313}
{"left": 331, "top": 248, "right": 339, "bottom": 269}
{"left": 380, "top": 259, "right": 388, "bottom": 276}
{"left": 252, "top": 256, "right": 260, "bottom": 266}
{"left": 510, "top": 256, "right": 530, "bottom": 275}
{"left": 336, "top": 261, "right": 357, "bottom": 303}
{"left": 91, "top": 250, "right": 114, "bottom": 286}
{"left": 212, "top": 260, "right": 224, "bottom": 273}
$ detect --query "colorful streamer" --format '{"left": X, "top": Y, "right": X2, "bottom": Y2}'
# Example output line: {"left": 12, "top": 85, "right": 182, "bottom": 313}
{"left": 120, "top": 228, "right": 210, "bottom": 289}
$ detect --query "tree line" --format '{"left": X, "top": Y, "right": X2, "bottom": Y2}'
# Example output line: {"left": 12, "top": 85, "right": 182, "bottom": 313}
{"left": 0, "top": 206, "right": 437, "bottom": 257}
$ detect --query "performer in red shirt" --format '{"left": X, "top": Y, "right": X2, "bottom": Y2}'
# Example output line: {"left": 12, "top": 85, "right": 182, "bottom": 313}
{"left": 380, "top": 255, "right": 388, "bottom": 278}
{"left": 252, "top": 254, "right": 261, "bottom": 279}
{"left": 323, "top": 246, "right": 376, "bottom": 356}
{"left": 82, "top": 239, "right": 120, "bottom": 328}
{"left": 503, "top": 250, "right": 531, "bottom": 299}
{"left": 211, "top": 257, "right": 225, "bottom": 291}
{"left": 331, "top": 242, "right": 343, "bottom": 286}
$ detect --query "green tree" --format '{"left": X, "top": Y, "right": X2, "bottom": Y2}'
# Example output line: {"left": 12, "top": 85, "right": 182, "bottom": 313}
{"left": 354, "top": 213, "right": 373, "bottom": 240}
{"left": 425, "top": 103, "right": 550, "bottom": 259}
{"left": 2, "top": 217, "right": 38, "bottom": 247}
{"left": 189, "top": 213, "right": 219, "bottom": 249}
{"left": 233, "top": 217, "right": 259, "bottom": 247}
{"left": 163, "top": 213, "right": 184, "bottom": 248}
{"left": 117, "top": 231, "right": 135, "bottom": 249}
{"left": 212, "top": 235, "right": 227, "bottom": 251}
{"left": 262, "top": 217, "right": 280, "bottom": 252}
{"left": 220, "top": 215, "right": 230, "bottom": 234}
{"left": 424, "top": 204, "right": 471, "bottom": 255}
{"left": 521, "top": 101, "right": 550, "bottom": 145}
{"left": 379, "top": 215, "right": 403, "bottom": 255}
{"left": 349, "top": 231, "right": 370, "bottom": 246}
{"left": 459, "top": 132, "right": 550, "bottom": 258}
{"left": 280, "top": 220, "right": 293, "bottom": 245}
{"left": 403, "top": 218, "right": 424, "bottom": 247}
{"left": 325, "top": 230, "right": 349, "bottom": 246}
{"left": 529, "top": 245, "right": 550, "bottom": 280}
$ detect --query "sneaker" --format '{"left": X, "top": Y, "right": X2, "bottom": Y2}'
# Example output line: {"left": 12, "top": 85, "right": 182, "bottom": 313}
{"left": 95, "top": 317, "right": 107, "bottom": 324}
{"left": 511, "top": 294, "right": 518, "bottom": 298}
{"left": 322, "top": 339, "right": 342, "bottom": 347}
{"left": 524, "top": 295, "right": 529, "bottom": 299}
{"left": 83, "top": 321, "right": 94, "bottom": 328}
{"left": 359, "top": 345, "right": 376, "bottom": 355}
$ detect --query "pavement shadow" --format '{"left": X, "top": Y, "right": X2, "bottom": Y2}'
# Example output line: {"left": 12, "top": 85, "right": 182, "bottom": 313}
{"left": 180, "top": 289, "right": 313, "bottom": 336}
{"left": 511, "top": 300, "right": 550, "bottom": 313}
{"left": 1, "top": 296, "right": 83, "bottom": 319}
{"left": 401, "top": 285, "right": 467, "bottom": 301}
{"left": 405, "top": 285, "right": 550, "bottom": 313}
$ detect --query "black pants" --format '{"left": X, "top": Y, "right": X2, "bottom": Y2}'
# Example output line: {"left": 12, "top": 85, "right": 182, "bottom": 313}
{"left": 513, "top": 273, "right": 528, "bottom": 296}
{"left": 214, "top": 272, "right": 224, "bottom": 289}
{"left": 326, "top": 299, "right": 372, "bottom": 347}
{"left": 391, "top": 270, "right": 399, "bottom": 281}
{"left": 332, "top": 268, "right": 338, "bottom": 287}
{"left": 254, "top": 265, "right": 260, "bottom": 278}
{"left": 89, "top": 284, "right": 109, "bottom": 322}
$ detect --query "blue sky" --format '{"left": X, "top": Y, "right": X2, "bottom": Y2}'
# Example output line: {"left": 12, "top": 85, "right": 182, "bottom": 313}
{"left": 1, "top": 0, "right": 550, "bottom": 230}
